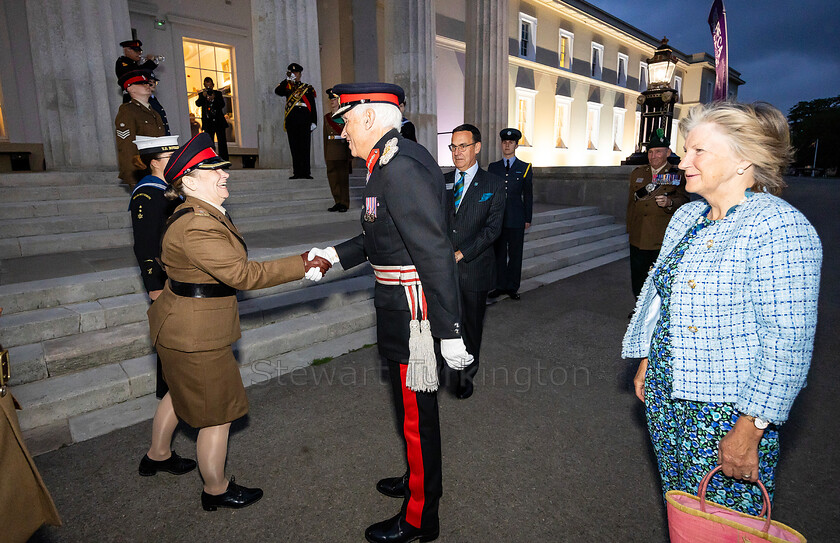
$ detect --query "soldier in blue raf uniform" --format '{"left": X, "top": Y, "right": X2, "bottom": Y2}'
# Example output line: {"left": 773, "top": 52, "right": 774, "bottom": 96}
{"left": 307, "top": 83, "right": 473, "bottom": 543}
{"left": 487, "top": 128, "right": 533, "bottom": 300}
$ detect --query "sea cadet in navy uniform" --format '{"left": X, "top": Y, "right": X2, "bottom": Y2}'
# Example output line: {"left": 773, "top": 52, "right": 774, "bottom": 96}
{"left": 274, "top": 62, "right": 317, "bottom": 179}
{"left": 307, "top": 83, "right": 473, "bottom": 543}
{"left": 115, "top": 70, "right": 167, "bottom": 188}
{"left": 626, "top": 128, "right": 689, "bottom": 302}
{"left": 487, "top": 128, "right": 533, "bottom": 300}
{"left": 443, "top": 124, "right": 505, "bottom": 400}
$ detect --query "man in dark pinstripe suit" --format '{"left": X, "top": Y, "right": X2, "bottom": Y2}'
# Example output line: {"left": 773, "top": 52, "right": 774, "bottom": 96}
{"left": 443, "top": 124, "right": 505, "bottom": 399}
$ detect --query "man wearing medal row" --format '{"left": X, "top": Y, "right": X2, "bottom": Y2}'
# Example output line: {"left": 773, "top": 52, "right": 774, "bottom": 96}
{"left": 307, "top": 83, "right": 473, "bottom": 543}
{"left": 626, "top": 129, "right": 690, "bottom": 303}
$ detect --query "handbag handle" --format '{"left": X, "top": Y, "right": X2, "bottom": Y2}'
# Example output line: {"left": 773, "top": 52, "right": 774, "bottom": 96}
{"left": 698, "top": 466, "right": 772, "bottom": 534}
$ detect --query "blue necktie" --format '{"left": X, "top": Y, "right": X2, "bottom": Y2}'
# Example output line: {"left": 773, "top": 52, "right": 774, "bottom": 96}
{"left": 454, "top": 171, "right": 466, "bottom": 210}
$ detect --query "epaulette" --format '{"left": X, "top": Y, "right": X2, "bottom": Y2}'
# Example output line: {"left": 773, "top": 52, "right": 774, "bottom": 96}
{"left": 193, "top": 206, "right": 210, "bottom": 217}
{"left": 379, "top": 137, "right": 400, "bottom": 166}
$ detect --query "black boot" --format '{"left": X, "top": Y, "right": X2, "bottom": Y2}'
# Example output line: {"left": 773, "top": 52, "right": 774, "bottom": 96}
{"left": 365, "top": 513, "right": 438, "bottom": 543}
{"left": 376, "top": 473, "right": 407, "bottom": 498}
{"left": 201, "top": 477, "right": 263, "bottom": 511}
{"left": 138, "top": 450, "right": 197, "bottom": 476}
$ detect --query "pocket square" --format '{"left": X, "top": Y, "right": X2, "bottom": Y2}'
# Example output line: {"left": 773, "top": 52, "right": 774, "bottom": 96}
{"left": 478, "top": 192, "right": 493, "bottom": 202}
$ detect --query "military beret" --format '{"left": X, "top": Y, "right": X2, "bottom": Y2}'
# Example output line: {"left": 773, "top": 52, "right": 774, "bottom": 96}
{"left": 331, "top": 82, "right": 405, "bottom": 118}
{"left": 134, "top": 135, "right": 180, "bottom": 156}
{"left": 120, "top": 40, "right": 142, "bottom": 51}
{"left": 499, "top": 128, "right": 522, "bottom": 141}
{"left": 648, "top": 128, "right": 670, "bottom": 149}
{"left": 118, "top": 69, "right": 153, "bottom": 90}
{"left": 287, "top": 63, "right": 303, "bottom": 73}
{"left": 164, "top": 133, "right": 230, "bottom": 184}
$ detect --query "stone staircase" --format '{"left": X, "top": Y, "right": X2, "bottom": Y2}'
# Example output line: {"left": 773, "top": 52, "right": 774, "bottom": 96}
{"left": 0, "top": 168, "right": 628, "bottom": 454}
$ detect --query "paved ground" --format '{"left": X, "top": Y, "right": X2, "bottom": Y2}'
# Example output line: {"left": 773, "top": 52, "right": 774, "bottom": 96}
{"left": 23, "top": 179, "right": 839, "bottom": 542}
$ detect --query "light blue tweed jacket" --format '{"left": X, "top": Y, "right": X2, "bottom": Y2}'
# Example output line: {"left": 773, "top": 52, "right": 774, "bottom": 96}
{"left": 622, "top": 192, "right": 822, "bottom": 424}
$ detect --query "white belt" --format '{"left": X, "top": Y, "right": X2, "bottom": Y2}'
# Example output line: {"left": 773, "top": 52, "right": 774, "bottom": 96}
{"left": 327, "top": 135, "right": 345, "bottom": 140}
{"left": 372, "top": 265, "right": 420, "bottom": 286}
{"left": 293, "top": 102, "right": 308, "bottom": 107}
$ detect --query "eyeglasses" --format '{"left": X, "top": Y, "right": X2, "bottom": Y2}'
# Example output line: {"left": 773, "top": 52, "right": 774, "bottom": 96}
{"left": 448, "top": 142, "right": 477, "bottom": 153}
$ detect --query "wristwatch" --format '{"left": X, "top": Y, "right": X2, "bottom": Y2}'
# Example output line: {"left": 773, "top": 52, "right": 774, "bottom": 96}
{"left": 741, "top": 414, "right": 770, "bottom": 430}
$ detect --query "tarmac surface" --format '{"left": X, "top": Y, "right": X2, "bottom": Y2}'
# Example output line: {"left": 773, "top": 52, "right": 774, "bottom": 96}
{"left": 22, "top": 178, "right": 840, "bottom": 542}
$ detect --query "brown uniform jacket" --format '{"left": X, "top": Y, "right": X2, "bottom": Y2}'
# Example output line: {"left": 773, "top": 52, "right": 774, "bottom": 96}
{"left": 626, "top": 164, "right": 689, "bottom": 250}
{"left": 115, "top": 99, "right": 166, "bottom": 185}
{"left": 148, "top": 196, "right": 305, "bottom": 352}
{"left": 323, "top": 114, "right": 350, "bottom": 161}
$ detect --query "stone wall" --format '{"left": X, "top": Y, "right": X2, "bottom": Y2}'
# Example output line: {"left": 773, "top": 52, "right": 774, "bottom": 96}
{"left": 533, "top": 166, "right": 635, "bottom": 224}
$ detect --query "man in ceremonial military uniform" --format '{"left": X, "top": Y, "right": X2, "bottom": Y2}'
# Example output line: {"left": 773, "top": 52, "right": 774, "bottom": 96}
{"left": 115, "top": 70, "right": 167, "bottom": 188}
{"left": 274, "top": 63, "right": 317, "bottom": 179}
{"left": 626, "top": 128, "right": 689, "bottom": 302}
{"left": 487, "top": 128, "right": 533, "bottom": 301}
{"left": 307, "top": 83, "right": 473, "bottom": 543}
{"left": 322, "top": 88, "right": 351, "bottom": 212}
{"left": 115, "top": 39, "right": 159, "bottom": 79}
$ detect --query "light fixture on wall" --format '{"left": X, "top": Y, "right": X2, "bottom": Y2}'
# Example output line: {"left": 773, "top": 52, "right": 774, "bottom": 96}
{"left": 154, "top": 17, "right": 167, "bottom": 30}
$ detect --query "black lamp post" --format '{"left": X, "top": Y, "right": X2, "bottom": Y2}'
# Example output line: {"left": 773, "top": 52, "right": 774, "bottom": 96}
{"left": 623, "top": 38, "right": 679, "bottom": 165}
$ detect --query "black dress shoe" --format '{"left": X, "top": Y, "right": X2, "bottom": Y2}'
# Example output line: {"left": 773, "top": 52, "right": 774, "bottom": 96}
{"left": 289, "top": 175, "right": 301, "bottom": 179}
{"left": 304, "top": 175, "right": 314, "bottom": 179}
{"left": 508, "top": 291, "right": 521, "bottom": 300}
{"left": 337, "top": 204, "right": 349, "bottom": 212}
{"left": 365, "top": 513, "right": 438, "bottom": 543}
{"left": 376, "top": 473, "right": 407, "bottom": 498}
{"left": 328, "top": 204, "right": 341, "bottom": 212}
{"left": 138, "top": 450, "right": 197, "bottom": 476}
{"left": 201, "top": 477, "right": 263, "bottom": 511}
{"left": 488, "top": 289, "right": 503, "bottom": 298}
{"left": 455, "top": 379, "right": 474, "bottom": 400}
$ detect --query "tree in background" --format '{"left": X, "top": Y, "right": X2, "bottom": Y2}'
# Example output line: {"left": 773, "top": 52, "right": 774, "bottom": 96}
{"left": 788, "top": 95, "right": 840, "bottom": 174}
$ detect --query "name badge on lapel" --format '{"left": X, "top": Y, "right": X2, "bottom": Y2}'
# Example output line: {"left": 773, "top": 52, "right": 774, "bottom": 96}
{"left": 364, "top": 196, "right": 378, "bottom": 222}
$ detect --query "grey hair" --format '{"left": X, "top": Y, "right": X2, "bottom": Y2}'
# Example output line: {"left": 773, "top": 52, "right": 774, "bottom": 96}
{"left": 679, "top": 101, "right": 791, "bottom": 195}
{"left": 351, "top": 102, "right": 402, "bottom": 132}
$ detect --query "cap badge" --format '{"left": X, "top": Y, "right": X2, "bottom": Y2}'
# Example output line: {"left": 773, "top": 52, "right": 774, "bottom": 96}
{"left": 380, "top": 138, "right": 399, "bottom": 166}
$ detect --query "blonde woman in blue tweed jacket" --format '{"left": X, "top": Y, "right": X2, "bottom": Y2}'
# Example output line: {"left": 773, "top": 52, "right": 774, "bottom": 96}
{"left": 622, "top": 101, "right": 822, "bottom": 515}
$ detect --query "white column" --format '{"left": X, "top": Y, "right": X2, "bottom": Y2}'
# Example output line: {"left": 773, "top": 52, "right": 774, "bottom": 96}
{"left": 383, "top": 0, "right": 437, "bottom": 160}
{"left": 25, "top": 0, "right": 130, "bottom": 171}
{"left": 464, "top": 0, "right": 509, "bottom": 167}
{"left": 251, "top": 0, "right": 324, "bottom": 169}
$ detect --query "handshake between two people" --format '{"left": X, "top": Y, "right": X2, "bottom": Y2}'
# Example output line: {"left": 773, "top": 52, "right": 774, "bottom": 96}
{"left": 299, "top": 247, "right": 340, "bottom": 282}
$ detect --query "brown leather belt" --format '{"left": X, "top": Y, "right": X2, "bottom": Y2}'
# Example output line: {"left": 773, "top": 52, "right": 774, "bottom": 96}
{"left": 169, "top": 279, "right": 236, "bottom": 298}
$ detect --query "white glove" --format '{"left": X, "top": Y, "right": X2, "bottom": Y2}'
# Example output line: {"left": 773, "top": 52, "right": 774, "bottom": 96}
{"left": 304, "top": 267, "right": 323, "bottom": 282}
{"left": 310, "top": 123, "right": 317, "bottom": 132}
{"left": 308, "top": 247, "right": 340, "bottom": 266}
{"left": 441, "top": 338, "right": 473, "bottom": 370}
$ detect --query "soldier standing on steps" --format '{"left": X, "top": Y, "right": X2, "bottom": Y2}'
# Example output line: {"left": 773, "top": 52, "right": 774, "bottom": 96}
{"left": 323, "top": 88, "right": 351, "bottom": 212}
{"left": 115, "top": 70, "right": 166, "bottom": 189}
{"left": 275, "top": 63, "right": 317, "bottom": 179}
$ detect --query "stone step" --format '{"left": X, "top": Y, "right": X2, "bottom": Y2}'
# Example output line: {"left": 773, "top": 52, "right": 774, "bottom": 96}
{"left": 0, "top": 210, "right": 355, "bottom": 259}
{"left": 6, "top": 272, "right": 376, "bottom": 384}
{"left": 523, "top": 224, "right": 626, "bottom": 259}
{"left": 525, "top": 214, "right": 615, "bottom": 241}
{"left": 0, "top": 195, "right": 335, "bottom": 238}
{"left": 0, "top": 168, "right": 329, "bottom": 187}
{"left": 13, "top": 298, "right": 376, "bottom": 434}
{"left": 520, "top": 235, "right": 628, "bottom": 278}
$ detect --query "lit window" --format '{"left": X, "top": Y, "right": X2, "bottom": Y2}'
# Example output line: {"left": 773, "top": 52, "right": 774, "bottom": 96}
{"left": 634, "top": 111, "right": 642, "bottom": 151}
{"left": 671, "top": 120, "right": 679, "bottom": 152}
{"left": 586, "top": 102, "right": 603, "bottom": 150}
{"left": 519, "top": 13, "right": 538, "bottom": 61}
{"left": 184, "top": 39, "right": 237, "bottom": 143}
{"left": 515, "top": 87, "right": 538, "bottom": 146}
{"left": 0, "top": 103, "right": 6, "bottom": 142}
{"left": 639, "top": 62, "right": 649, "bottom": 91}
{"left": 559, "top": 30, "right": 574, "bottom": 70}
{"left": 673, "top": 75, "right": 683, "bottom": 102}
{"left": 612, "top": 107, "right": 626, "bottom": 151}
{"left": 617, "top": 53, "right": 629, "bottom": 87}
{"left": 554, "top": 95, "right": 573, "bottom": 148}
{"left": 591, "top": 43, "right": 604, "bottom": 80}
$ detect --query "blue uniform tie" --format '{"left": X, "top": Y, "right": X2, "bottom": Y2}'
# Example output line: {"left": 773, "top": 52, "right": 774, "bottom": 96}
{"left": 454, "top": 171, "right": 466, "bottom": 210}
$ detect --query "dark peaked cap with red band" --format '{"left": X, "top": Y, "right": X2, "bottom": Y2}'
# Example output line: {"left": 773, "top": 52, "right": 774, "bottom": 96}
{"left": 332, "top": 82, "right": 405, "bottom": 118}
{"left": 164, "top": 133, "right": 230, "bottom": 184}
{"left": 118, "top": 69, "right": 153, "bottom": 90}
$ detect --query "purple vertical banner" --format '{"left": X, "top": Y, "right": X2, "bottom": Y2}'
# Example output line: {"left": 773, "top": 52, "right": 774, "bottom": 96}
{"left": 708, "top": 0, "right": 729, "bottom": 101}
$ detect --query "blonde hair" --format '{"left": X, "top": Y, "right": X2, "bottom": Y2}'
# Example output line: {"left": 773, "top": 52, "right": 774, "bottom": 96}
{"left": 679, "top": 101, "right": 791, "bottom": 195}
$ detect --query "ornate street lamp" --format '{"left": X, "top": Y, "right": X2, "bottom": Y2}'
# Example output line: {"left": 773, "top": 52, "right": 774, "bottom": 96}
{"left": 623, "top": 38, "right": 679, "bottom": 165}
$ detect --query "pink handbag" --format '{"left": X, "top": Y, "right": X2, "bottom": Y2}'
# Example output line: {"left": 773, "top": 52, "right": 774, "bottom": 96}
{"left": 665, "top": 466, "right": 806, "bottom": 542}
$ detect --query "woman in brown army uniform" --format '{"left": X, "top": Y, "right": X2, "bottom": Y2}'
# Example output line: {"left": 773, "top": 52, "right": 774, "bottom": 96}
{"left": 146, "top": 133, "right": 331, "bottom": 510}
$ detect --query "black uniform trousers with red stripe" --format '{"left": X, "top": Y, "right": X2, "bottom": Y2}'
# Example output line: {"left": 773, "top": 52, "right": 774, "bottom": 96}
{"left": 387, "top": 359, "right": 442, "bottom": 530}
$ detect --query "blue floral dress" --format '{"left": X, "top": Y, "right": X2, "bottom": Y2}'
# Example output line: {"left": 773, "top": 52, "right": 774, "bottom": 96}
{"left": 644, "top": 206, "right": 780, "bottom": 516}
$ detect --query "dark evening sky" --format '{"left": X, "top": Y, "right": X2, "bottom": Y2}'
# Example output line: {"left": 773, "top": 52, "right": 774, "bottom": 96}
{"left": 588, "top": 0, "right": 840, "bottom": 115}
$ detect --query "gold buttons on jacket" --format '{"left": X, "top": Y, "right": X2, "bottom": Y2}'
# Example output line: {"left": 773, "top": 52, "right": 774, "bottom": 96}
{"left": 706, "top": 239, "right": 714, "bottom": 248}
{"left": 688, "top": 325, "right": 698, "bottom": 333}
{"left": 688, "top": 279, "right": 696, "bottom": 289}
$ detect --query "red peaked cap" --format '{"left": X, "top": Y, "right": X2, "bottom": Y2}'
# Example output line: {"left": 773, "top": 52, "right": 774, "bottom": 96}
{"left": 164, "top": 133, "right": 230, "bottom": 184}
{"left": 331, "top": 82, "right": 405, "bottom": 118}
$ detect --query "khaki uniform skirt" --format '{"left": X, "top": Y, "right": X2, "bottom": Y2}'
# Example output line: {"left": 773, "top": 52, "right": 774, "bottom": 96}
{"left": 156, "top": 344, "right": 248, "bottom": 428}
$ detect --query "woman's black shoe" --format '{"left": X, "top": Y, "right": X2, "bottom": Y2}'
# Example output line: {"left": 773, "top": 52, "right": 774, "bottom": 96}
{"left": 201, "top": 477, "right": 263, "bottom": 511}
{"left": 138, "top": 450, "right": 197, "bottom": 476}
